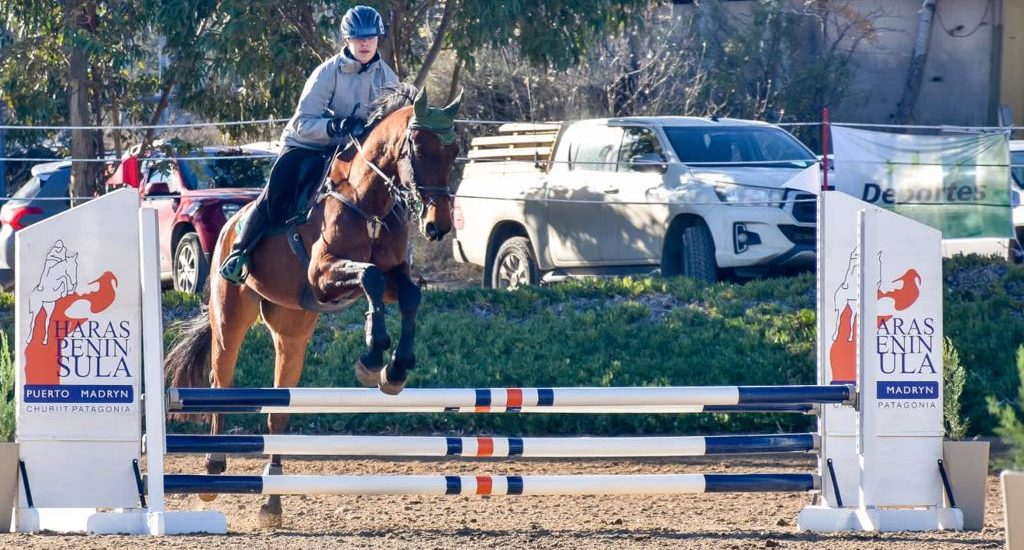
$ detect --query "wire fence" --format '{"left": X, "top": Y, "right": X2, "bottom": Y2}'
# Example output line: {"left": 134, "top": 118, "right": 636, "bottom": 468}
{"left": 0, "top": 117, "right": 1021, "bottom": 203}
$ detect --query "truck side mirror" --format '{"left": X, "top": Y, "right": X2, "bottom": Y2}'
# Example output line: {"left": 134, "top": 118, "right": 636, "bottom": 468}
{"left": 629, "top": 153, "right": 667, "bottom": 174}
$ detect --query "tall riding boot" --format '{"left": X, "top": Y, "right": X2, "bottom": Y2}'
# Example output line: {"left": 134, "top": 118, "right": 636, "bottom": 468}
{"left": 219, "top": 206, "right": 269, "bottom": 285}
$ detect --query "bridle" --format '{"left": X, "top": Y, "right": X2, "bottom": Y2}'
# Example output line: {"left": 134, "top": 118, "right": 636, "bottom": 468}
{"left": 319, "top": 125, "right": 454, "bottom": 237}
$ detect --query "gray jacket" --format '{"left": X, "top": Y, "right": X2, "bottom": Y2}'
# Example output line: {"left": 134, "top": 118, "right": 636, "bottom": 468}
{"left": 280, "top": 51, "right": 400, "bottom": 150}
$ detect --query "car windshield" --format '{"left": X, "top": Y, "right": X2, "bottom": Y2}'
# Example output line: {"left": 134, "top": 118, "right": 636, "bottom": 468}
{"left": 664, "top": 126, "right": 816, "bottom": 168}
{"left": 1012, "top": 151, "right": 1024, "bottom": 190}
{"left": 179, "top": 154, "right": 273, "bottom": 190}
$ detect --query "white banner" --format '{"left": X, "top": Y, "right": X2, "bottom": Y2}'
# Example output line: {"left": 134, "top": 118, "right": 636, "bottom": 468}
{"left": 831, "top": 126, "right": 1011, "bottom": 239}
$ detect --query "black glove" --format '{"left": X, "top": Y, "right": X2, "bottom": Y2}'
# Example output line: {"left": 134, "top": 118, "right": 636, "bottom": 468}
{"left": 326, "top": 116, "right": 366, "bottom": 138}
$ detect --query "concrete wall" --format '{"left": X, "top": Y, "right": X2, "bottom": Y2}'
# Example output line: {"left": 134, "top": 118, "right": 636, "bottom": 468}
{"left": 1000, "top": 0, "right": 1024, "bottom": 126}
{"left": 837, "top": 0, "right": 999, "bottom": 125}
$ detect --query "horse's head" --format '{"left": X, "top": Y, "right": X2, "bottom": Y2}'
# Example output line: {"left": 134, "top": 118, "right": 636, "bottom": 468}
{"left": 66, "top": 252, "right": 79, "bottom": 286}
{"left": 399, "top": 88, "right": 462, "bottom": 241}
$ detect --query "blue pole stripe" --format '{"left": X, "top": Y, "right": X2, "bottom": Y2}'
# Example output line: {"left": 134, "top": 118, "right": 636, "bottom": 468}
{"left": 703, "top": 403, "right": 815, "bottom": 413}
{"left": 703, "top": 434, "right": 816, "bottom": 455}
{"left": 446, "top": 437, "right": 462, "bottom": 456}
{"left": 703, "top": 473, "right": 816, "bottom": 492}
{"left": 166, "top": 435, "right": 266, "bottom": 454}
{"left": 507, "top": 475, "right": 524, "bottom": 495}
{"left": 445, "top": 476, "right": 461, "bottom": 495}
{"left": 508, "top": 438, "right": 524, "bottom": 456}
{"left": 474, "top": 389, "right": 490, "bottom": 408}
{"left": 537, "top": 389, "right": 554, "bottom": 406}
{"left": 174, "top": 388, "right": 291, "bottom": 408}
{"left": 174, "top": 405, "right": 264, "bottom": 414}
{"left": 737, "top": 386, "right": 850, "bottom": 404}
{"left": 165, "top": 474, "right": 264, "bottom": 494}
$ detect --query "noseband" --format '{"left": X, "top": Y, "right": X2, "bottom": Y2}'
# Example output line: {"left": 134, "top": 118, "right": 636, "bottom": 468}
{"left": 396, "top": 128, "right": 455, "bottom": 216}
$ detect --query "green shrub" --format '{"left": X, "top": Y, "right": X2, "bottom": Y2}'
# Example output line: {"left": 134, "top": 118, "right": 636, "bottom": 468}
{"left": 0, "top": 331, "right": 15, "bottom": 442}
{"left": 943, "top": 256, "right": 1024, "bottom": 433}
{"left": 989, "top": 347, "right": 1024, "bottom": 467}
{"left": 943, "top": 337, "right": 968, "bottom": 440}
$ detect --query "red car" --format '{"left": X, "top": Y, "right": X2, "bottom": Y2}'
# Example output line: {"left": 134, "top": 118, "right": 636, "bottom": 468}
{"left": 108, "top": 143, "right": 276, "bottom": 293}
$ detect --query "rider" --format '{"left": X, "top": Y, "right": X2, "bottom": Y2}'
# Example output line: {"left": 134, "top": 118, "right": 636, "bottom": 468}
{"left": 219, "top": 5, "right": 400, "bottom": 284}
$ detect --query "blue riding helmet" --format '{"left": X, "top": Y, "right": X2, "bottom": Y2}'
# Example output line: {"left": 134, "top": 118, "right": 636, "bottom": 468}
{"left": 341, "top": 5, "right": 386, "bottom": 39}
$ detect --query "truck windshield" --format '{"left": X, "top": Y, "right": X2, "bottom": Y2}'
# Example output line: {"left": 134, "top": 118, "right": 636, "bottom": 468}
{"left": 664, "top": 126, "right": 815, "bottom": 168}
{"left": 180, "top": 155, "right": 273, "bottom": 190}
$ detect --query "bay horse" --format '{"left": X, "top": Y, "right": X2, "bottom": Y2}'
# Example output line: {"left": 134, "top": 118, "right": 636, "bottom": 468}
{"left": 164, "top": 85, "right": 460, "bottom": 527}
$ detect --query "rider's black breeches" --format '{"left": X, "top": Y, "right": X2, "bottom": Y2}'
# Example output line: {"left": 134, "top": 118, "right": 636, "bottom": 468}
{"left": 256, "top": 145, "right": 331, "bottom": 226}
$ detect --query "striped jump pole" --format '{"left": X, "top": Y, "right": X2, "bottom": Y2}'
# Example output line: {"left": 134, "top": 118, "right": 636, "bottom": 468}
{"left": 167, "top": 403, "right": 819, "bottom": 415}
{"left": 167, "top": 385, "right": 853, "bottom": 413}
{"left": 164, "top": 433, "right": 818, "bottom": 457}
{"left": 164, "top": 473, "right": 819, "bottom": 496}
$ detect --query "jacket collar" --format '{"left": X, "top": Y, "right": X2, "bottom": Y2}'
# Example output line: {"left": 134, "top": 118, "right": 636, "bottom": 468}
{"left": 340, "top": 47, "right": 381, "bottom": 74}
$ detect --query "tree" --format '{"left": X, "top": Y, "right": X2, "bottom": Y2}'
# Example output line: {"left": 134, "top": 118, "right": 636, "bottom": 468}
{"left": 2, "top": 1, "right": 156, "bottom": 196}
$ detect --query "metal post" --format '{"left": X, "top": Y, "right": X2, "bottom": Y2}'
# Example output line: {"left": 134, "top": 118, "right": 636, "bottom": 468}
{"left": 821, "top": 107, "right": 832, "bottom": 192}
{"left": 0, "top": 101, "right": 7, "bottom": 198}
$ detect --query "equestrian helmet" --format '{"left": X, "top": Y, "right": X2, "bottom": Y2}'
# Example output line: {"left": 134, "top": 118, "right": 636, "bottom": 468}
{"left": 341, "top": 5, "right": 386, "bottom": 39}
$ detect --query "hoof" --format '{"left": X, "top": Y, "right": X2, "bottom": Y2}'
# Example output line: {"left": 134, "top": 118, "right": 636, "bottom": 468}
{"left": 205, "top": 453, "right": 227, "bottom": 475}
{"left": 378, "top": 367, "right": 406, "bottom": 395}
{"left": 198, "top": 492, "right": 219, "bottom": 503}
{"left": 258, "top": 497, "right": 283, "bottom": 529}
{"left": 257, "top": 507, "right": 283, "bottom": 529}
{"left": 354, "top": 357, "right": 383, "bottom": 388}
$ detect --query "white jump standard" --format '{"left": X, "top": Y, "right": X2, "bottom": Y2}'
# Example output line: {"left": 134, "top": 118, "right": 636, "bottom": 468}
{"left": 10, "top": 190, "right": 963, "bottom": 535}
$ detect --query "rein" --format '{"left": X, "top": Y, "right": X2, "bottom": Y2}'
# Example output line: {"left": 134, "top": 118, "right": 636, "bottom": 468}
{"left": 318, "top": 126, "right": 453, "bottom": 242}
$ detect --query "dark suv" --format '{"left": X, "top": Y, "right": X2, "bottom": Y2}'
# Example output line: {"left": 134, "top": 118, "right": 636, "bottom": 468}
{"left": 108, "top": 143, "right": 276, "bottom": 293}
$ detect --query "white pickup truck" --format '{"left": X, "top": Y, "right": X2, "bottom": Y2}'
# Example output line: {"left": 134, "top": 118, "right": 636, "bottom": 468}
{"left": 451, "top": 117, "right": 821, "bottom": 288}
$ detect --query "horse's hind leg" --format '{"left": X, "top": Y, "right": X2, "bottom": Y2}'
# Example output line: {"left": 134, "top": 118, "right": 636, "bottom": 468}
{"left": 382, "top": 266, "right": 420, "bottom": 394}
{"left": 257, "top": 300, "right": 319, "bottom": 529}
{"left": 203, "top": 277, "right": 261, "bottom": 490}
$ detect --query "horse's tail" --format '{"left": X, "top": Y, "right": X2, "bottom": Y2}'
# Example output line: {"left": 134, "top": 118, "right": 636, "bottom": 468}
{"left": 165, "top": 309, "right": 212, "bottom": 389}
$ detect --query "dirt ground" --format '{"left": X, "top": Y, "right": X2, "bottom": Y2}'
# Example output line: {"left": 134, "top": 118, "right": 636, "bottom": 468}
{"left": 1, "top": 454, "right": 1006, "bottom": 549}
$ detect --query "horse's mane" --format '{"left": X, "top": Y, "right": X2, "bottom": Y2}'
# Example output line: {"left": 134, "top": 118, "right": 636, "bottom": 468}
{"left": 365, "top": 83, "right": 418, "bottom": 128}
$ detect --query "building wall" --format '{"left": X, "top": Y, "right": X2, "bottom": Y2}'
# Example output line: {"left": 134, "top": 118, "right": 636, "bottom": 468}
{"left": 837, "top": 0, "right": 999, "bottom": 126}
{"left": 1000, "top": 0, "right": 1024, "bottom": 126}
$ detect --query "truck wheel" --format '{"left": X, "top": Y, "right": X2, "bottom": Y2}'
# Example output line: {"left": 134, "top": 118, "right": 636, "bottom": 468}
{"left": 173, "top": 233, "right": 210, "bottom": 294}
{"left": 490, "top": 237, "right": 539, "bottom": 290}
{"left": 678, "top": 223, "right": 717, "bottom": 283}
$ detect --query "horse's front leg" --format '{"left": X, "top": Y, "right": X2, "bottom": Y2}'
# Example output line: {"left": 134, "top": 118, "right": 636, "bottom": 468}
{"left": 40, "top": 302, "right": 55, "bottom": 345}
{"left": 311, "top": 256, "right": 392, "bottom": 391}
{"left": 383, "top": 267, "right": 420, "bottom": 394}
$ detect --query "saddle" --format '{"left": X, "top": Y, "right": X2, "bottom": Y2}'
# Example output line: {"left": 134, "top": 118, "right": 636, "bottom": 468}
{"left": 231, "top": 142, "right": 362, "bottom": 313}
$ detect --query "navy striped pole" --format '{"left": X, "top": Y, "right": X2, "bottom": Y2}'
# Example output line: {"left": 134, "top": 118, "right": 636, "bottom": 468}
{"left": 167, "top": 403, "right": 818, "bottom": 415}
{"left": 167, "top": 385, "right": 852, "bottom": 412}
{"left": 163, "top": 473, "right": 819, "bottom": 496}
{"left": 164, "top": 433, "right": 818, "bottom": 457}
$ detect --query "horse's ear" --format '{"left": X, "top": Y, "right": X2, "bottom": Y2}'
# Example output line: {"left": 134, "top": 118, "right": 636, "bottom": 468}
{"left": 413, "top": 87, "right": 428, "bottom": 119}
{"left": 442, "top": 88, "right": 463, "bottom": 119}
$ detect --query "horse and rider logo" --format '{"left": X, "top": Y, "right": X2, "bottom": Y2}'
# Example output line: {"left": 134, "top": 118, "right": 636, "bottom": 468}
{"left": 24, "top": 239, "right": 122, "bottom": 386}
{"left": 828, "top": 248, "right": 924, "bottom": 384}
